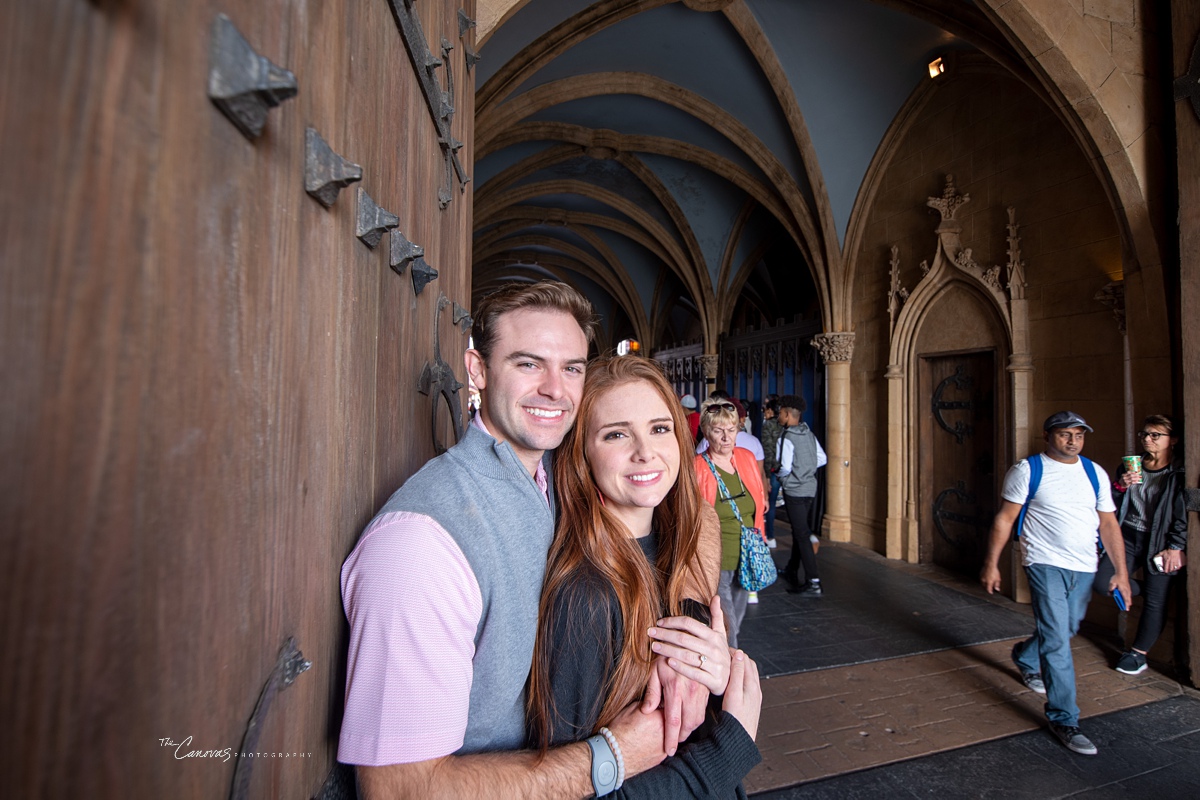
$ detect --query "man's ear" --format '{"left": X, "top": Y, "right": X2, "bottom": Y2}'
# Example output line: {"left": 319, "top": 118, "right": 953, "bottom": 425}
{"left": 465, "top": 349, "right": 487, "bottom": 390}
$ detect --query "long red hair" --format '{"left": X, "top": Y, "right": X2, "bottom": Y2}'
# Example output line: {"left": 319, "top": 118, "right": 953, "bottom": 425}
{"left": 528, "top": 356, "right": 708, "bottom": 750}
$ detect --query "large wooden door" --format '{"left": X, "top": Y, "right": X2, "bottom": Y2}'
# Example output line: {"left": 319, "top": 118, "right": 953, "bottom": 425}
{"left": 1, "top": 2, "right": 475, "bottom": 798}
{"left": 919, "top": 351, "right": 996, "bottom": 575}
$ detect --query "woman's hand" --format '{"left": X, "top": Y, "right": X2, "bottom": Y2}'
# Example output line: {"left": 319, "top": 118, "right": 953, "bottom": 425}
{"left": 648, "top": 596, "right": 732, "bottom": 695}
{"left": 1158, "top": 548, "right": 1186, "bottom": 574}
{"left": 1119, "top": 471, "right": 1138, "bottom": 488}
{"left": 721, "top": 649, "right": 762, "bottom": 741}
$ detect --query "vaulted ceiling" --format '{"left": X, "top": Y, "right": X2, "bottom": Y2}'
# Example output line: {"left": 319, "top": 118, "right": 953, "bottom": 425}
{"left": 472, "top": 0, "right": 1037, "bottom": 352}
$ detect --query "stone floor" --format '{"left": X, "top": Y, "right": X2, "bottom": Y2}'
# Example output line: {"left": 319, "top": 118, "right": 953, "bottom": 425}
{"left": 740, "top": 529, "right": 1191, "bottom": 797}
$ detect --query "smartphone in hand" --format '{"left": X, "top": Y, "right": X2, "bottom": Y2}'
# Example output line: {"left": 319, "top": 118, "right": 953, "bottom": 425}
{"left": 1113, "top": 589, "right": 1127, "bottom": 611}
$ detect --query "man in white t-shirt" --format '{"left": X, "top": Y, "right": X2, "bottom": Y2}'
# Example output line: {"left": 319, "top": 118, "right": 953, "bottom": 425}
{"left": 981, "top": 411, "right": 1131, "bottom": 757}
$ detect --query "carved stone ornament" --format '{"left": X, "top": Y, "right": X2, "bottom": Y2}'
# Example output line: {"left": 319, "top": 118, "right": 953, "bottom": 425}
{"left": 811, "top": 332, "right": 855, "bottom": 364}
{"left": 389, "top": 230, "right": 425, "bottom": 276}
{"left": 887, "top": 245, "right": 909, "bottom": 336}
{"left": 1004, "top": 206, "right": 1026, "bottom": 299}
{"left": 207, "top": 14, "right": 298, "bottom": 140}
{"left": 304, "top": 128, "right": 362, "bottom": 208}
{"left": 700, "top": 354, "right": 719, "bottom": 378}
{"left": 1094, "top": 280, "right": 1126, "bottom": 336}
{"left": 926, "top": 174, "right": 970, "bottom": 222}
{"left": 411, "top": 257, "right": 439, "bottom": 295}
{"left": 355, "top": 188, "right": 400, "bottom": 249}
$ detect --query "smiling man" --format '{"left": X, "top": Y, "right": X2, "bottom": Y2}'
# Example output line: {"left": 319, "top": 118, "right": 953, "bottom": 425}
{"left": 337, "top": 282, "right": 684, "bottom": 799}
{"left": 980, "top": 411, "right": 1131, "bottom": 757}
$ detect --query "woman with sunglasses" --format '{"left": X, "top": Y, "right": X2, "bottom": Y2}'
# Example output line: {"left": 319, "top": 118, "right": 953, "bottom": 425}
{"left": 1093, "top": 414, "right": 1188, "bottom": 675}
{"left": 694, "top": 398, "right": 768, "bottom": 648}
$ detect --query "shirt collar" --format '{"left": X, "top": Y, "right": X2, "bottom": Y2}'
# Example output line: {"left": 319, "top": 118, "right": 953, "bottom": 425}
{"left": 472, "top": 413, "right": 550, "bottom": 504}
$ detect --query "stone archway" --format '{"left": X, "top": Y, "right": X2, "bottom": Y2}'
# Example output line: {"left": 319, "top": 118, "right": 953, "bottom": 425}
{"left": 885, "top": 177, "right": 1032, "bottom": 575}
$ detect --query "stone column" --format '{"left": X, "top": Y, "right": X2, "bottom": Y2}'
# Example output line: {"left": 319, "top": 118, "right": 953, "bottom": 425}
{"left": 812, "top": 333, "right": 854, "bottom": 543}
{"left": 700, "top": 353, "right": 719, "bottom": 397}
{"left": 884, "top": 363, "right": 911, "bottom": 560}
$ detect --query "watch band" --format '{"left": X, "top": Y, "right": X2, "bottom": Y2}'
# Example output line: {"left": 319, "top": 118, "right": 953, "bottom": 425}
{"left": 585, "top": 733, "right": 619, "bottom": 796}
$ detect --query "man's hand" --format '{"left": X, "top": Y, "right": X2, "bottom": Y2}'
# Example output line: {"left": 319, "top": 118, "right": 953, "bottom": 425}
{"left": 641, "top": 595, "right": 725, "bottom": 754}
{"left": 980, "top": 562, "right": 1002, "bottom": 594}
{"left": 721, "top": 650, "right": 762, "bottom": 740}
{"left": 1098, "top": 511, "right": 1132, "bottom": 603}
{"left": 606, "top": 700, "right": 667, "bottom": 777}
{"left": 981, "top": 501, "right": 1022, "bottom": 595}
{"left": 640, "top": 657, "right": 708, "bottom": 756}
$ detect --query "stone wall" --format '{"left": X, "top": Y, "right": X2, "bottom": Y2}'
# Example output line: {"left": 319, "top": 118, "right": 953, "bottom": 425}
{"left": 849, "top": 67, "right": 1125, "bottom": 555}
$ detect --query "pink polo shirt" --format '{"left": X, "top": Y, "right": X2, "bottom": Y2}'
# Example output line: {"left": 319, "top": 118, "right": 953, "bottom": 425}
{"left": 337, "top": 415, "right": 549, "bottom": 765}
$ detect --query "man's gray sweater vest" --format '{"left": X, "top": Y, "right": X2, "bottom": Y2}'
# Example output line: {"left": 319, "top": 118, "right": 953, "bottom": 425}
{"left": 779, "top": 423, "right": 820, "bottom": 498}
{"left": 375, "top": 424, "right": 555, "bottom": 754}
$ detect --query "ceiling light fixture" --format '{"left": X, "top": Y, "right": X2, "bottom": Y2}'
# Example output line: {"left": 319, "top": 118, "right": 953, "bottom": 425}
{"left": 928, "top": 57, "right": 945, "bottom": 79}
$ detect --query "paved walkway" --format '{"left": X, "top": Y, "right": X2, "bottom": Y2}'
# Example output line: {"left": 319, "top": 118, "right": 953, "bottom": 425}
{"left": 741, "top": 532, "right": 1190, "bottom": 796}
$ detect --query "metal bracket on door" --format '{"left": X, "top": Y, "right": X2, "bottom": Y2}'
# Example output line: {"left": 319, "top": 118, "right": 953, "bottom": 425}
{"left": 228, "top": 638, "right": 311, "bottom": 800}
{"left": 207, "top": 14, "right": 298, "bottom": 140}
{"left": 304, "top": 128, "right": 362, "bottom": 208}
{"left": 356, "top": 188, "right": 400, "bottom": 249}
{"left": 931, "top": 365, "right": 973, "bottom": 444}
{"left": 932, "top": 481, "right": 986, "bottom": 549}
{"left": 418, "top": 295, "right": 465, "bottom": 454}
{"left": 384, "top": 0, "right": 471, "bottom": 208}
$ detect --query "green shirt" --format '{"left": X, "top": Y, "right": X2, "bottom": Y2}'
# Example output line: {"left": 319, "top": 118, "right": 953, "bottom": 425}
{"left": 713, "top": 465, "right": 757, "bottom": 571}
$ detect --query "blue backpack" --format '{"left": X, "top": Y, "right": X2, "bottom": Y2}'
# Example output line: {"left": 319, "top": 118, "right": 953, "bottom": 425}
{"left": 1013, "top": 454, "right": 1101, "bottom": 539}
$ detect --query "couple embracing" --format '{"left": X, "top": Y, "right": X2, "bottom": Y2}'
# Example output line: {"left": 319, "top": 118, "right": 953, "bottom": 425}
{"left": 338, "top": 282, "right": 764, "bottom": 798}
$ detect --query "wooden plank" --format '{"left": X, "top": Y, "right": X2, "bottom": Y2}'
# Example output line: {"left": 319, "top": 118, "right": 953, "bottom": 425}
{"left": 0, "top": 0, "right": 475, "bottom": 796}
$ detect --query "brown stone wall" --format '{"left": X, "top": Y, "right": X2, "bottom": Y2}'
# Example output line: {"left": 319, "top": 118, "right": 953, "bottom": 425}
{"left": 850, "top": 67, "right": 1125, "bottom": 554}
{"left": 0, "top": 1, "right": 475, "bottom": 797}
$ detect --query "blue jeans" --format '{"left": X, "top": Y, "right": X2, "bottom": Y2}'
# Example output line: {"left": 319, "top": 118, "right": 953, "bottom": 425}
{"left": 1014, "top": 564, "right": 1093, "bottom": 727}
{"left": 764, "top": 473, "right": 781, "bottom": 539}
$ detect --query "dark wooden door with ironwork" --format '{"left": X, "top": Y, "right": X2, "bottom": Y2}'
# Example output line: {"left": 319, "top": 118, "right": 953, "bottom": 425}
{"left": 919, "top": 351, "right": 996, "bottom": 574}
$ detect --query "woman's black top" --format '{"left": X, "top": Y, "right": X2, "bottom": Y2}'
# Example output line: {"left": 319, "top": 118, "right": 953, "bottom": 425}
{"left": 534, "top": 532, "right": 761, "bottom": 798}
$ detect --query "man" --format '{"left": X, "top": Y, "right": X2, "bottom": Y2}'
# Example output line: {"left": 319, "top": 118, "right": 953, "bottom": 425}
{"left": 980, "top": 411, "right": 1131, "bottom": 756}
{"left": 775, "top": 395, "right": 826, "bottom": 596}
{"left": 758, "top": 396, "right": 783, "bottom": 550}
{"left": 338, "top": 282, "right": 709, "bottom": 797}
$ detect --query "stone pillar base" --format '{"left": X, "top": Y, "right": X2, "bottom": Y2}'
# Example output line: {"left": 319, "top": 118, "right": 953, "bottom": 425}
{"left": 823, "top": 513, "right": 851, "bottom": 543}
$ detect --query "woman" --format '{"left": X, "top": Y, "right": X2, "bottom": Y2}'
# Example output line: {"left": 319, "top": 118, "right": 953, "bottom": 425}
{"left": 1094, "top": 414, "right": 1188, "bottom": 675}
{"left": 695, "top": 397, "right": 768, "bottom": 648}
{"left": 528, "top": 356, "right": 763, "bottom": 798}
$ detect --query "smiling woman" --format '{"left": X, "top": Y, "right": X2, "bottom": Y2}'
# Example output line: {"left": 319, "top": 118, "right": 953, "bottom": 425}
{"left": 528, "top": 356, "right": 765, "bottom": 797}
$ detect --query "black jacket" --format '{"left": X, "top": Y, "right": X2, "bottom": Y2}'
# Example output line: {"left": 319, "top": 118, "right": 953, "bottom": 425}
{"left": 1111, "top": 460, "right": 1188, "bottom": 565}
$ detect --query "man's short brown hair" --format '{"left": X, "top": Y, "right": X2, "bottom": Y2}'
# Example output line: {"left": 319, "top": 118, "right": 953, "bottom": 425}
{"left": 470, "top": 281, "right": 598, "bottom": 364}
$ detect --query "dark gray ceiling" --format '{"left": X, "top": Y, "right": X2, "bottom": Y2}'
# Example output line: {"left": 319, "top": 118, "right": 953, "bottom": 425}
{"left": 474, "top": 0, "right": 1008, "bottom": 349}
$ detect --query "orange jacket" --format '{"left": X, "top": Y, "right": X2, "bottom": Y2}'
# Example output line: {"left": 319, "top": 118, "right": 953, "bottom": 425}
{"left": 694, "top": 447, "right": 767, "bottom": 538}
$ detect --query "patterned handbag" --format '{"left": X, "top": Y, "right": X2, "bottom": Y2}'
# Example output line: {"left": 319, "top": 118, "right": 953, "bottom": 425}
{"left": 702, "top": 455, "right": 778, "bottom": 592}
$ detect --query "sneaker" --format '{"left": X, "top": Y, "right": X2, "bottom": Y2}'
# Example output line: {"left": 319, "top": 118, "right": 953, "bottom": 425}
{"left": 1012, "top": 643, "right": 1046, "bottom": 695}
{"left": 782, "top": 571, "right": 801, "bottom": 591}
{"left": 766, "top": 538, "right": 777, "bottom": 549}
{"left": 1049, "top": 723, "right": 1098, "bottom": 755}
{"left": 788, "top": 580, "right": 822, "bottom": 597}
{"left": 775, "top": 495, "right": 785, "bottom": 508}
{"left": 747, "top": 591, "right": 759, "bottom": 605}
{"left": 1115, "top": 650, "right": 1148, "bottom": 675}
